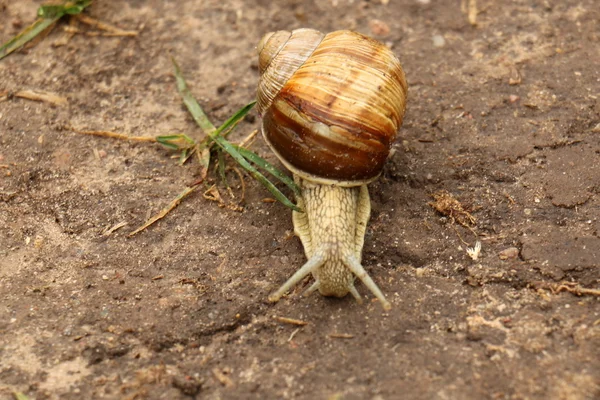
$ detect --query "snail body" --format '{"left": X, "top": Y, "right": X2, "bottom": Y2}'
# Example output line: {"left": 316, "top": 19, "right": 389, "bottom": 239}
{"left": 257, "top": 29, "right": 407, "bottom": 310}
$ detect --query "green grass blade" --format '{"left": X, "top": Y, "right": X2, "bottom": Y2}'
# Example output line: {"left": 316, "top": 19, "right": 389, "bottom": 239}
{"left": 38, "top": 0, "right": 92, "bottom": 18}
{"left": 156, "top": 142, "right": 179, "bottom": 150}
{"left": 0, "top": 18, "right": 59, "bottom": 60}
{"left": 13, "top": 392, "right": 30, "bottom": 400}
{"left": 220, "top": 121, "right": 242, "bottom": 138}
{"left": 209, "top": 102, "right": 300, "bottom": 211}
{"left": 36, "top": 6, "right": 65, "bottom": 19}
{"left": 65, "top": 0, "right": 93, "bottom": 14}
{"left": 178, "top": 146, "right": 195, "bottom": 165}
{"left": 171, "top": 58, "right": 299, "bottom": 211}
{"left": 178, "top": 148, "right": 190, "bottom": 164}
{"left": 212, "top": 102, "right": 256, "bottom": 136}
{"left": 171, "top": 57, "right": 216, "bottom": 134}
{"left": 234, "top": 146, "right": 300, "bottom": 197}
{"left": 156, "top": 134, "right": 196, "bottom": 150}
{"left": 217, "top": 149, "right": 228, "bottom": 187}
{"left": 155, "top": 134, "right": 198, "bottom": 164}
{"left": 196, "top": 143, "right": 211, "bottom": 178}
{"left": 37, "top": 6, "right": 67, "bottom": 18}
{"left": 1, "top": 0, "right": 92, "bottom": 60}
{"left": 211, "top": 133, "right": 301, "bottom": 212}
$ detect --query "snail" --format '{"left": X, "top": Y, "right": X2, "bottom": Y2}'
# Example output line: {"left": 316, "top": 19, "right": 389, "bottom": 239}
{"left": 257, "top": 29, "right": 407, "bottom": 310}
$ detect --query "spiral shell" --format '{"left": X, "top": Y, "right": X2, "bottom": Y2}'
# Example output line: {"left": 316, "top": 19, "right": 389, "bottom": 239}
{"left": 257, "top": 29, "right": 407, "bottom": 186}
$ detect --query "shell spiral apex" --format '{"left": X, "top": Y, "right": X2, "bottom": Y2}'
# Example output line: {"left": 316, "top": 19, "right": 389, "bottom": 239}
{"left": 257, "top": 29, "right": 407, "bottom": 186}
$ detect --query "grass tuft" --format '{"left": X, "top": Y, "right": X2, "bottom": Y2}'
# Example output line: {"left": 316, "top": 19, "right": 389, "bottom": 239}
{"left": 0, "top": 0, "right": 92, "bottom": 60}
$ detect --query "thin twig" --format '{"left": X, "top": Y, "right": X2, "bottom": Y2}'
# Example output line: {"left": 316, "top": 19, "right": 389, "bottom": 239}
{"left": 288, "top": 328, "right": 301, "bottom": 342}
{"left": 75, "top": 14, "right": 138, "bottom": 36}
{"left": 62, "top": 26, "right": 138, "bottom": 37}
{"left": 129, "top": 184, "right": 200, "bottom": 236}
{"left": 102, "top": 221, "right": 128, "bottom": 236}
{"left": 238, "top": 129, "right": 259, "bottom": 148}
{"left": 203, "top": 184, "right": 225, "bottom": 206}
{"left": 468, "top": 0, "right": 478, "bottom": 26}
{"left": 54, "top": 17, "right": 78, "bottom": 47}
{"left": 451, "top": 223, "right": 470, "bottom": 246}
{"left": 329, "top": 333, "right": 354, "bottom": 339}
{"left": 14, "top": 90, "right": 67, "bottom": 106}
{"left": 228, "top": 166, "right": 246, "bottom": 207}
{"left": 70, "top": 127, "right": 157, "bottom": 142}
{"left": 274, "top": 316, "right": 308, "bottom": 326}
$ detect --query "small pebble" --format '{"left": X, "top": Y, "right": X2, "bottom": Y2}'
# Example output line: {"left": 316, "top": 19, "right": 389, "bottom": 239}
{"left": 369, "top": 19, "right": 391, "bottom": 37}
{"left": 499, "top": 247, "right": 519, "bottom": 260}
{"left": 34, "top": 236, "right": 44, "bottom": 249}
{"left": 432, "top": 35, "right": 445, "bottom": 47}
{"left": 509, "top": 95, "right": 520, "bottom": 103}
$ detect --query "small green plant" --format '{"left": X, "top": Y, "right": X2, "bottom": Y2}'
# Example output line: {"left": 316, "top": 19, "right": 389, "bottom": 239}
{"left": 0, "top": 0, "right": 92, "bottom": 60}
{"left": 169, "top": 58, "right": 300, "bottom": 210}
{"left": 92, "top": 58, "right": 302, "bottom": 236}
{"left": 126, "top": 59, "right": 300, "bottom": 235}
{"left": 3, "top": 1, "right": 300, "bottom": 235}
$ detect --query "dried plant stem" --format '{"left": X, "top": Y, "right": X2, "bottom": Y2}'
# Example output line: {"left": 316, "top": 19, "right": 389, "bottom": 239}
{"left": 14, "top": 90, "right": 67, "bottom": 106}
{"left": 75, "top": 14, "right": 138, "bottom": 36}
{"left": 238, "top": 129, "right": 259, "bottom": 148}
{"left": 129, "top": 185, "right": 200, "bottom": 236}
{"left": 70, "top": 127, "right": 157, "bottom": 143}
{"left": 274, "top": 316, "right": 308, "bottom": 326}
{"left": 329, "top": 333, "right": 354, "bottom": 339}
{"left": 532, "top": 281, "right": 600, "bottom": 297}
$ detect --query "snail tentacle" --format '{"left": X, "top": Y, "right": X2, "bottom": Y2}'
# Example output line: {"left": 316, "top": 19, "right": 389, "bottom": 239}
{"left": 268, "top": 250, "right": 326, "bottom": 303}
{"left": 344, "top": 255, "right": 391, "bottom": 311}
{"left": 347, "top": 284, "right": 363, "bottom": 304}
{"left": 302, "top": 280, "right": 320, "bottom": 297}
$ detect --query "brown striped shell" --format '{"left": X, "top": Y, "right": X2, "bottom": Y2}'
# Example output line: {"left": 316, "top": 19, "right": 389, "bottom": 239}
{"left": 257, "top": 29, "right": 408, "bottom": 186}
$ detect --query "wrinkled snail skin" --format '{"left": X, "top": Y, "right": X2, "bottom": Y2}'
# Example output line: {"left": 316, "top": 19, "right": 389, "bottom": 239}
{"left": 258, "top": 29, "right": 407, "bottom": 310}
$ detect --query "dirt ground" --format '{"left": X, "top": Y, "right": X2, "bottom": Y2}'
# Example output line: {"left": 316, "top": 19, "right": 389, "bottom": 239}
{"left": 1, "top": 0, "right": 599, "bottom": 399}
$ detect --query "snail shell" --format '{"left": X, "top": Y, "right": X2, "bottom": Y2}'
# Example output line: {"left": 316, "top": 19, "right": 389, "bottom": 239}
{"left": 257, "top": 29, "right": 408, "bottom": 186}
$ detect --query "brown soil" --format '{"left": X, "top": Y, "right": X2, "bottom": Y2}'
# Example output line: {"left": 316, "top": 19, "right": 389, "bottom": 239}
{"left": 1, "top": 1, "right": 599, "bottom": 399}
